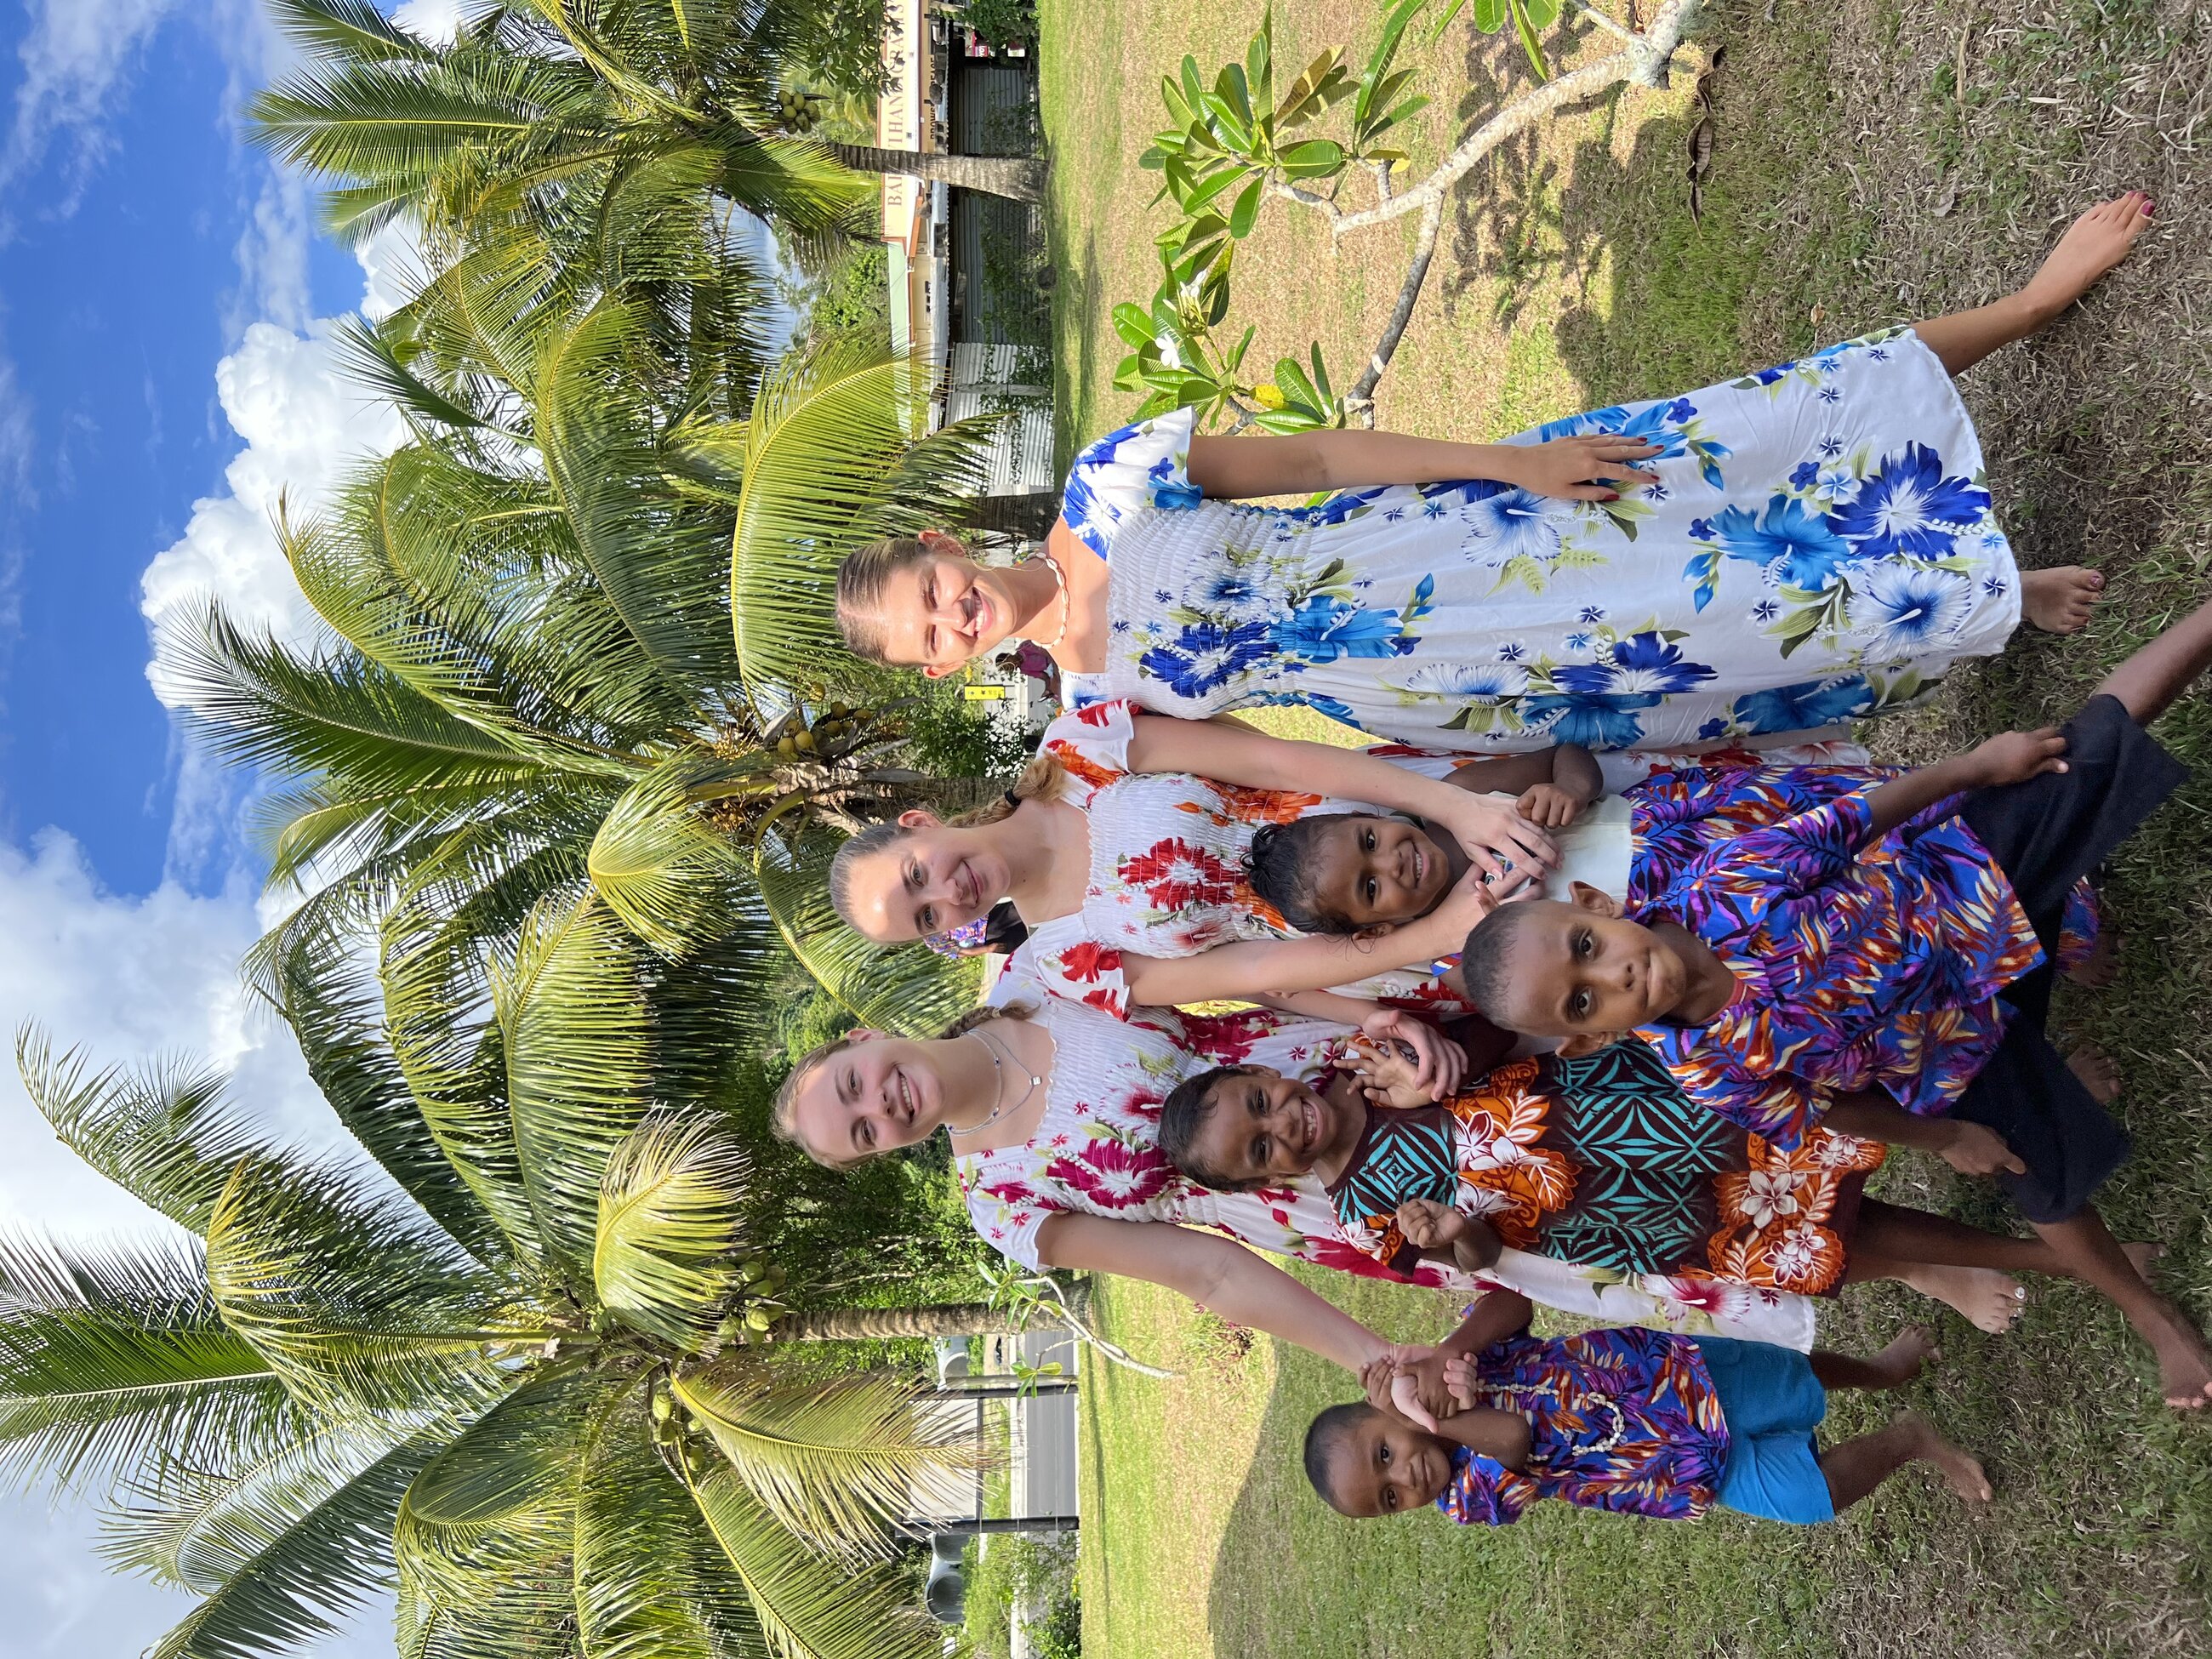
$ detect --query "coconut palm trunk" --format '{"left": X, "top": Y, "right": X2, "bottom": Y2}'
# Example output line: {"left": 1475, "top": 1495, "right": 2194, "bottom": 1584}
{"left": 825, "top": 144, "right": 1045, "bottom": 203}
{"left": 772, "top": 1297, "right": 1080, "bottom": 1343}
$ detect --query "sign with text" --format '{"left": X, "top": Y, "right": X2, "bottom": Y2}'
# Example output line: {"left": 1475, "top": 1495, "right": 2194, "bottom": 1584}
{"left": 880, "top": 0, "right": 928, "bottom": 251}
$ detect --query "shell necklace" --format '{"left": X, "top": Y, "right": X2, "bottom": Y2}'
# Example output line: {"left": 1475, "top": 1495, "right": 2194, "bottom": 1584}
{"left": 1026, "top": 551, "right": 1070, "bottom": 650}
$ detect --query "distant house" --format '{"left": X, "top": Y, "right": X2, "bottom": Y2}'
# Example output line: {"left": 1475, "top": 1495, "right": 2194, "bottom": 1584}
{"left": 880, "top": 3, "right": 1056, "bottom": 514}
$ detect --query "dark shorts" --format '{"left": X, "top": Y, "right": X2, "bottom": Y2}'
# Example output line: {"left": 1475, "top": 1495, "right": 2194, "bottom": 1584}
{"left": 1949, "top": 696, "right": 2186, "bottom": 1221}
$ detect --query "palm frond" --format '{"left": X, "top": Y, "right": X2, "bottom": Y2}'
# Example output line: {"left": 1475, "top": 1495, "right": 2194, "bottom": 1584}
{"left": 670, "top": 1368, "right": 979, "bottom": 1561}
{"left": 592, "top": 1116, "right": 749, "bottom": 1353}
{"left": 115, "top": 1421, "right": 443, "bottom": 1659}
{"left": 533, "top": 294, "right": 741, "bottom": 694}
{"left": 493, "top": 892, "right": 656, "bottom": 1281}
{"left": 719, "top": 339, "right": 1002, "bottom": 687}
{"left": 584, "top": 756, "right": 758, "bottom": 958}
{"left": 392, "top": 1368, "right": 604, "bottom": 1648}
{"left": 202, "top": 1156, "right": 516, "bottom": 1414}
{"left": 16, "top": 1032, "right": 276, "bottom": 1235}
{"left": 0, "top": 1234, "right": 288, "bottom": 1495}
{"left": 571, "top": 1382, "right": 763, "bottom": 1659}
{"left": 271, "top": 912, "right": 511, "bottom": 1265}
{"left": 752, "top": 829, "right": 979, "bottom": 1037}
{"left": 167, "top": 605, "right": 567, "bottom": 803}
{"left": 265, "top": 0, "right": 439, "bottom": 63}
{"left": 380, "top": 879, "right": 549, "bottom": 1265}
{"left": 683, "top": 1465, "right": 941, "bottom": 1659}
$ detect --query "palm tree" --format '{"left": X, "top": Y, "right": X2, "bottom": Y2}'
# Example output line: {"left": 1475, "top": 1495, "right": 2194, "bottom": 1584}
{"left": 3, "top": 1031, "right": 1009, "bottom": 1659}
{"left": 247, "top": 0, "right": 1041, "bottom": 298}
{"left": 168, "top": 216, "right": 1000, "bottom": 1033}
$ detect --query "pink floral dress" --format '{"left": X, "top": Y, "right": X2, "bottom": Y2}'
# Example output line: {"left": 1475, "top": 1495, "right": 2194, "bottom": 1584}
{"left": 957, "top": 988, "right": 1818, "bottom": 1347}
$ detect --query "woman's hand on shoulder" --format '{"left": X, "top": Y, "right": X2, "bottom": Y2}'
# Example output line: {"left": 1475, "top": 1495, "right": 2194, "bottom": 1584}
{"left": 1495, "top": 435, "right": 1662, "bottom": 501}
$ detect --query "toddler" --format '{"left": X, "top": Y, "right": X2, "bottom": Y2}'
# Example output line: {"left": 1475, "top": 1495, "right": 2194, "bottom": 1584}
{"left": 1306, "top": 1289, "right": 1987, "bottom": 1525}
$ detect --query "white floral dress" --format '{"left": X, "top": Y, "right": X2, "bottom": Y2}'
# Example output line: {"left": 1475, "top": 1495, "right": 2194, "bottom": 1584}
{"left": 957, "top": 989, "right": 1816, "bottom": 1347}
{"left": 1058, "top": 328, "right": 2020, "bottom": 750}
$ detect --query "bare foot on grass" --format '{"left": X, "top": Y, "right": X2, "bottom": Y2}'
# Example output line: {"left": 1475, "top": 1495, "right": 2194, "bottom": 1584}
{"left": 2124, "top": 1240, "right": 2166, "bottom": 1278}
{"left": 2019, "top": 192, "right": 2155, "bottom": 319}
{"left": 2023, "top": 566, "right": 2104, "bottom": 633}
{"left": 2148, "top": 1310, "right": 2212, "bottom": 1411}
{"left": 1901, "top": 1411, "right": 1994, "bottom": 1505}
{"left": 2067, "top": 1045, "right": 2121, "bottom": 1104}
{"left": 2067, "top": 924, "right": 2122, "bottom": 988}
{"left": 1897, "top": 1263, "right": 2027, "bottom": 1333}
{"left": 1866, "top": 1325, "right": 1940, "bottom": 1388}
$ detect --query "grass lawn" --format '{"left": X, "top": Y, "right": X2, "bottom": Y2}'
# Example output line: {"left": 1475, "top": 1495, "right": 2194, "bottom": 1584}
{"left": 1036, "top": 0, "right": 2212, "bottom": 1651}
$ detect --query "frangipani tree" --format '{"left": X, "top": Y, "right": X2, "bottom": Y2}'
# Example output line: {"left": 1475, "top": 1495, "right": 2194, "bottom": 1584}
{"left": 1118, "top": 0, "right": 1708, "bottom": 429}
{"left": 2, "top": 1032, "right": 990, "bottom": 1659}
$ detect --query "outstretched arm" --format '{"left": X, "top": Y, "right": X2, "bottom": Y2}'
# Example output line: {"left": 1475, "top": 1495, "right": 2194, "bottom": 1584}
{"left": 1126, "top": 711, "right": 1558, "bottom": 878}
{"left": 1124, "top": 931, "right": 1481, "bottom": 1015}
{"left": 1185, "top": 429, "right": 1659, "bottom": 504}
{"left": 1035, "top": 1212, "right": 1389, "bottom": 1375}
{"left": 1862, "top": 729, "right": 2069, "bottom": 840}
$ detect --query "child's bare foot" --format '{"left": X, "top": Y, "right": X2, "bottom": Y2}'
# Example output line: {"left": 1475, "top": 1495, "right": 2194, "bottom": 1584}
{"left": 2124, "top": 1240, "right": 2166, "bottom": 1278}
{"left": 2017, "top": 192, "right": 2155, "bottom": 322}
{"left": 2067, "top": 1045, "right": 2121, "bottom": 1104}
{"left": 1901, "top": 1411, "right": 1994, "bottom": 1504}
{"left": 2021, "top": 566, "right": 2104, "bottom": 633}
{"left": 2067, "top": 925, "right": 2122, "bottom": 988}
{"left": 1865, "top": 1325, "right": 1941, "bottom": 1388}
{"left": 1896, "top": 1263, "right": 2027, "bottom": 1333}
{"left": 2146, "top": 1308, "right": 2212, "bottom": 1410}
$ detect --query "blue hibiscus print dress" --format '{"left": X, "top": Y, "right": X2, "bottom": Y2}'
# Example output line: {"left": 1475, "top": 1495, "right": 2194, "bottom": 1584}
{"left": 1058, "top": 328, "right": 2021, "bottom": 750}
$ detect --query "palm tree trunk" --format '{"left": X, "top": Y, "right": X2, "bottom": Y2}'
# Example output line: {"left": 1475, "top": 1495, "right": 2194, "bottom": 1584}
{"left": 775, "top": 1286, "right": 1089, "bottom": 1343}
{"left": 826, "top": 144, "right": 1044, "bottom": 203}
{"left": 956, "top": 491, "right": 1059, "bottom": 544}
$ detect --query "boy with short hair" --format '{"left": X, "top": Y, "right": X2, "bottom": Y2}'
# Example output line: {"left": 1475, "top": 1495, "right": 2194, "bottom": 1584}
{"left": 1306, "top": 1289, "right": 1987, "bottom": 1526}
{"left": 1460, "top": 592, "right": 2212, "bottom": 1408}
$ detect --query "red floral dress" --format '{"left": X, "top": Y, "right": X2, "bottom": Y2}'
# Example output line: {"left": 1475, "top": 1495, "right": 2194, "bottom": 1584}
{"left": 1018, "top": 698, "right": 1470, "bottom": 1018}
{"left": 956, "top": 989, "right": 1820, "bottom": 1348}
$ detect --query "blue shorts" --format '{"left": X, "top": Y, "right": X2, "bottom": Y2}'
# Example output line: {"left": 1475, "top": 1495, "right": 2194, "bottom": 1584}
{"left": 1696, "top": 1337, "right": 1835, "bottom": 1525}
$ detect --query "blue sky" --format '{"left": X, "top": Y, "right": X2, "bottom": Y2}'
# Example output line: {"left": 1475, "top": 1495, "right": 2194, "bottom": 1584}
{"left": 0, "top": 2, "right": 459, "bottom": 1651}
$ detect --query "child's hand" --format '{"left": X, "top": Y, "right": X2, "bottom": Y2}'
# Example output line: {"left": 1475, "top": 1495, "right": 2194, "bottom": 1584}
{"left": 1359, "top": 1010, "right": 1466, "bottom": 1102}
{"left": 1962, "top": 727, "right": 2068, "bottom": 789}
{"left": 1432, "top": 861, "right": 1534, "bottom": 949}
{"left": 1361, "top": 1343, "right": 1441, "bottom": 1430}
{"left": 1395, "top": 1196, "right": 1471, "bottom": 1254}
{"left": 1392, "top": 1348, "right": 1462, "bottom": 1424}
{"left": 1515, "top": 781, "right": 1588, "bottom": 829}
{"left": 1442, "top": 1353, "right": 1482, "bottom": 1413}
{"left": 1938, "top": 1120, "right": 2028, "bottom": 1178}
{"left": 1343, "top": 1037, "right": 1434, "bottom": 1109}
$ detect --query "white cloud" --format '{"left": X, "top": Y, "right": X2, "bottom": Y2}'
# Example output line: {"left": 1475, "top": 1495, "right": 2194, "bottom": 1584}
{"left": 138, "top": 315, "right": 408, "bottom": 706}
{"left": 0, "top": 0, "right": 181, "bottom": 208}
{"left": 0, "top": 829, "right": 337, "bottom": 1241}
